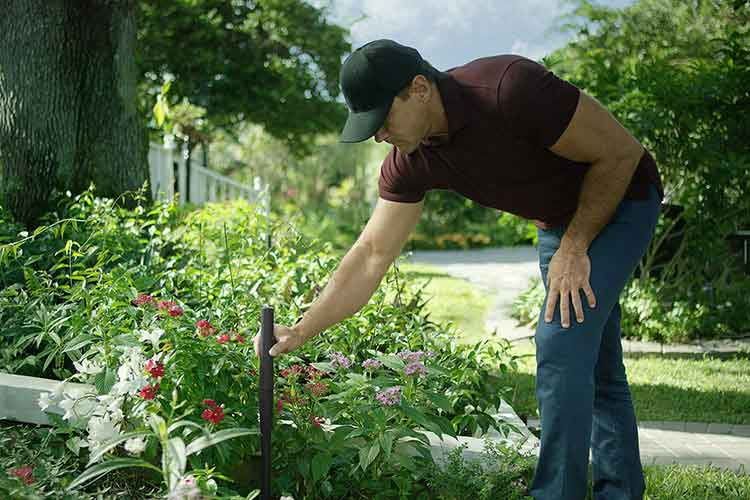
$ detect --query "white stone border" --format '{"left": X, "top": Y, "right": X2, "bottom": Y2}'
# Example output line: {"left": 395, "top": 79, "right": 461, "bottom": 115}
{"left": 1, "top": 373, "right": 539, "bottom": 469}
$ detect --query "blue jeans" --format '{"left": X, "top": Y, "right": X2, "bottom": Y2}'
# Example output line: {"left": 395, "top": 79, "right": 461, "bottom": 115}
{"left": 529, "top": 184, "right": 662, "bottom": 500}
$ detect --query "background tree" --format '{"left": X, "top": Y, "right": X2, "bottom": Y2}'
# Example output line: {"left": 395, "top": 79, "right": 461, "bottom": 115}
{"left": 0, "top": 0, "right": 148, "bottom": 227}
{"left": 546, "top": 0, "right": 750, "bottom": 338}
{"left": 136, "top": 0, "right": 351, "bottom": 155}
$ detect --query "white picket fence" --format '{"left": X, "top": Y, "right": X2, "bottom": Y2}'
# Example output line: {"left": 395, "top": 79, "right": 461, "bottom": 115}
{"left": 147, "top": 139, "right": 269, "bottom": 215}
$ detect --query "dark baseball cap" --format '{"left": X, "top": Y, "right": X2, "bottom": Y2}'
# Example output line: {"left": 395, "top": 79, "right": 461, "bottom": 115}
{"left": 339, "top": 39, "right": 426, "bottom": 143}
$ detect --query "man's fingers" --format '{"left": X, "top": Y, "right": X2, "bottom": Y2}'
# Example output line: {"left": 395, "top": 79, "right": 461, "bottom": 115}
{"left": 544, "top": 285, "right": 558, "bottom": 322}
{"left": 584, "top": 284, "right": 597, "bottom": 308}
{"left": 571, "top": 288, "right": 584, "bottom": 324}
{"left": 560, "top": 288, "right": 570, "bottom": 328}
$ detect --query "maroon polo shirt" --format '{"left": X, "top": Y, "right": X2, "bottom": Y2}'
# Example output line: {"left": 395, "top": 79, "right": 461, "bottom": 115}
{"left": 377, "top": 55, "right": 664, "bottom": 230}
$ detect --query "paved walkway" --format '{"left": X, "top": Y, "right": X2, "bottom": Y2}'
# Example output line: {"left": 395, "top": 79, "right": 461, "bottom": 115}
{"left": 404, "top": 246, "right": 750, "bottom": 474}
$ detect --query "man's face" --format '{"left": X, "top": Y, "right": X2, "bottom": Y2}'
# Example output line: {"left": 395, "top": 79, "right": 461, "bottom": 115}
{"left": 373, "top": 76, "right": 431, "bottom": 154}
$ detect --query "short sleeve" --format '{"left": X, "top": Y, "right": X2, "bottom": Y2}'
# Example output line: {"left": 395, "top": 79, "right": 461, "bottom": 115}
{"left": 498, "top": 57, "right": 581, "bottom": 148}
{"left": 378, "top": 147, "right": 427, "bottom": 203}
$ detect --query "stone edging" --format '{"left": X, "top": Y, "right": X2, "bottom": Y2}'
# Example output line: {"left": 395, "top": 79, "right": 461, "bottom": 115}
{"left": 1, "top": 372, "right": 541, "bottom": 469}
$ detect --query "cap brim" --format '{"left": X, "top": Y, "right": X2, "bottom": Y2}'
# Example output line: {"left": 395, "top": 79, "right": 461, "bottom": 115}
{"left": 339, "top": 101, "right": 391, "bottom": 143}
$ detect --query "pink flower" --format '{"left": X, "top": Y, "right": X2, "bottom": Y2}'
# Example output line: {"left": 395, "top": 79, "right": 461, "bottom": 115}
{"left": 144, "top": 359, "right": 165, "bottom": 378}
{"left": 139, "top": 383, "right": 160, "bottom": 400}
{"left": 131, "top": 294, "right": 154, "bottom": 307}
{"left": 375, "top": 386, "right": 402, "bottom": 407}
{"left": 201, "top": 404, "right": 225, "bottom": 425}
{"left": 216, "top": 333, "right": 230, "bottom": 344}
{"left": 195, "top": 319, "right": 216, "bottom": 337}
{"left": 330, "top": 351, "right": 351, "bottom": 370}
{"left": 397, "top": 350, "right": 426, "bottom": 364}
{"left": 9, "top": 465, "right": 34, "bottom": 485}
{"left": 404, "top": 361, "right": 427, "bottom": 377}
{"left": 309, "top": 415, "right": 324, "bottom": 428}
{"left": 361, "top": 358, "right": 383, "bottom": 371}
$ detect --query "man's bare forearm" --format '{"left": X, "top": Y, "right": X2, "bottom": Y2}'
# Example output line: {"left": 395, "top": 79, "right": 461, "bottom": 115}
{"left": 560, "top": 149, "right": 643, "bottom": 253}
{"left": 293, "top": 242, "right": 390, "bottom": 340}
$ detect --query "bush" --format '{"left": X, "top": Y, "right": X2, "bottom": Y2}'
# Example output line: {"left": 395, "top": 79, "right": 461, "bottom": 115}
{"left": 0, "top": 187, "right": 529, "bottom": 498}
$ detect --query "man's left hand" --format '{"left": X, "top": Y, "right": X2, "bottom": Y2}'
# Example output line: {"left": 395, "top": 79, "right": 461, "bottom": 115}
{"left": 544, "top": 248, "right": 597, "bottom": 328}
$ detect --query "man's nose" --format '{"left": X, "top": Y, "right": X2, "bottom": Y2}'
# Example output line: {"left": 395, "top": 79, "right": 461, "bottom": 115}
{"left": 374, "top": 127, "right": 388, "bottom": 143}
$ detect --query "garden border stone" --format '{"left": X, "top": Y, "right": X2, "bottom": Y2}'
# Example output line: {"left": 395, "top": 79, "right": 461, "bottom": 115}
{"left": 1, "top": 373, "right": 541, "bottom": 471}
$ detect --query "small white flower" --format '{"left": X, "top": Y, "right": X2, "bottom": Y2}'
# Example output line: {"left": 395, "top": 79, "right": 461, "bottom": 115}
{"left": 73, "top": 358, "right": 104, "bottom": 375}
{"left": 168, "top": 474, "right": 202, "bottom": 500}
{"left": 87, "top": 415, "right": 121, "bottom": 443}
{"left": 51, "top": 381, "right": 66, "bottom": 400}
{"left": 138, "top": 327, "right": 164, "bottom": 350}
{"left": 124, "top": 436, "right": 147, "bottom": 455}
{"left": 38, "top": 392, "right": 52, "bottom": 411}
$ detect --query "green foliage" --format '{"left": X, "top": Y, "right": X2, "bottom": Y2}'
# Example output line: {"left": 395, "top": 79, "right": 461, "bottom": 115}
{"left": 424, "top": 441, "right": 536, "bottom": 500}
{"left": 1, "top": 187, "right": 529, "bottom": 498}
{"left": 136, "top": 0, "right": 351, "bottom": 153}
{"left": 511, "top": 274, "right": 750, "bottom": 342}
{"left": 531, "top": 0, "right": 750, "bottom": 340}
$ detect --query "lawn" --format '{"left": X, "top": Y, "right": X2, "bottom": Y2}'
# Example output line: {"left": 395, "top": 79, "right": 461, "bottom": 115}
{"left": 390, "top": 259, "right": 750, "bottom": 425}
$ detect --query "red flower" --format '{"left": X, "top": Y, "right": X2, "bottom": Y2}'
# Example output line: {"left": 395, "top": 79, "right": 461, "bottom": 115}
{"left": 275, "top": 399, "right": 284, "bottom": 413}
{"left": 9, "top": 466, "right": 34, "bottom": 485}
{"left": 201, "top": 406, "right": 225, "bottom": 425}
{"left": 131, "top": 294, "right": 154, "bottom": 307}
{"left": 139, "top": 383, "right": 160, "bottom": 400}
{"left": 305, "top": 381, "right": 329, "bottom": 397}
{"left": 309, "top": 415, "right": 324, "bottom": 428}
{"left": 280, "top": 364, "right": 305, "bottom": 378}
{"left": 156, "top": 300, "right": 176, "bottom": 310}
{"left": 144, "top": 359, "right": 165, "bottom": 378}
{"left": 233, "top": 334, "right": 245, "bottom": 344}
{"left": 216, "top": 333, "right": 231, "bottom": 344}
{"left": 306, "top": 365, "right": 323, "bottom": 380}
{"left": 202, "top": 399, "right": 217, "bottom": 408}
{"left": 195, "top": 319, "right": 216, "bottom": 337}
{"left": 167, "top": 305, "right": 183, "bottom": 317}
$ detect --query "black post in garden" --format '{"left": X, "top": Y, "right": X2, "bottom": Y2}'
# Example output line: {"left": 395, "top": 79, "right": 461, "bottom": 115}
{"left": 260, "top": 306, "right": 276, "bottom": 500}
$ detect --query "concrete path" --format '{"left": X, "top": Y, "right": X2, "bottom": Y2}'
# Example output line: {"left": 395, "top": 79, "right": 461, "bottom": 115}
{"left": 404, "top": 246, "right": 539, "bottom": 342}
{"left": 404, "top": 245, "right": 750, "bottom": 474}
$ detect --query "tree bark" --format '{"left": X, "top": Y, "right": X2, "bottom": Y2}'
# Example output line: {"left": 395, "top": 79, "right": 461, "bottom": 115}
{"left": 0, "top": 0, "right": 148, "bottom": 227}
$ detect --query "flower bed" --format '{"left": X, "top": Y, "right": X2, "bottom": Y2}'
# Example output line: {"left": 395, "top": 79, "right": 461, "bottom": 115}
{"left": 1, "top": 189, "right": 536, "bottom": 498}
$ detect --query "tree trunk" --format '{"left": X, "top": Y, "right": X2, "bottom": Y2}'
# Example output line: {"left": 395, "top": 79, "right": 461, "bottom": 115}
{"left": 0, "top": 0, "right": 149, "bottom": 227}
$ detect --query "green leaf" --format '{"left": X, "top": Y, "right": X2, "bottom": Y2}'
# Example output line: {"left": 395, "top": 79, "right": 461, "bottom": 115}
{"left": 93, "top": 368, "right": 116, "bottom": 395}
{"left": 87, "top": 431, "right": 151, "bottom": 466}
{"left": 359, "top": 441, "right": 379, "bottom": 472}
{"left": 311, "top": 451, "right": 332, "bottom": 482}
{"left": 425, "top": 392, "right": 453, "bottom": 413}
{"left": 154, "top": 97, "right": 167, "bottom": 127}
{"left": 67, "top": 458, "right": 161, "bottom": 491}
{"left": 379, "top": 431, "right": 394, "bottom": 461}
{"left": 62, "top": 334, "right": 95, "bottom": 353}
{"left": 185, "top": 428, "right": 258, "bottom": 456}
{"left": 165, "top": 437, "right": 187, "bottom": 487}
{"left": 376, "top": 354, "right": 405, "bottom": 371}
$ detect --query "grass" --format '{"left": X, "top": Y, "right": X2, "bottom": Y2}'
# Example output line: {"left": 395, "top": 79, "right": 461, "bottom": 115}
{"left": 391, "top": 260, "right": 493, "bottom": 343}
{"left": 505, "top": 339, "right": 750, "bottom": 425}
{"left": 387, "top": 258, "right": 750, "bottom": 425}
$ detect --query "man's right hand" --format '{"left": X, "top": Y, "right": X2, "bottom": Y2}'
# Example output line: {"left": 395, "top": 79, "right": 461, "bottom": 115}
{"left": 253, "top": 323, "right": 307, "bottom": 358}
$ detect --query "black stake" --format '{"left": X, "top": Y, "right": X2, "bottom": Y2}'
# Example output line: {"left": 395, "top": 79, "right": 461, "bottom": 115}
{"left": 260, "top": 306, "right": 276, "bottom": 500}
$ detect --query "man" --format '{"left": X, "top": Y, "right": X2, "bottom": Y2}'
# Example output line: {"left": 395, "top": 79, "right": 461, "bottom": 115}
{"left": 254, "top": 39, "right": 663, "bottom": 500}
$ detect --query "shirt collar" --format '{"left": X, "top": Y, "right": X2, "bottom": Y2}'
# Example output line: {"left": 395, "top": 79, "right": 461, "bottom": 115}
{"left": 421, "top": 72, "right": 471, "bottom": 147}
